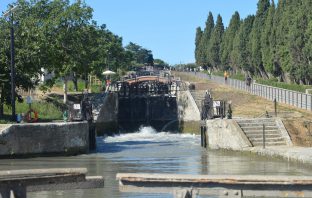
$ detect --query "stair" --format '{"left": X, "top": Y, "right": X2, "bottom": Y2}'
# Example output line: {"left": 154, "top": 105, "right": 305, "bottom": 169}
{"left": 236, "top": 118, "right": 287, "bottom": 147}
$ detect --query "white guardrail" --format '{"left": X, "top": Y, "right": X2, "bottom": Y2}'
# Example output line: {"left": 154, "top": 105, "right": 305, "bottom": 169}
{"left": 186, "top": 72, "right": 312, "bottom": 111}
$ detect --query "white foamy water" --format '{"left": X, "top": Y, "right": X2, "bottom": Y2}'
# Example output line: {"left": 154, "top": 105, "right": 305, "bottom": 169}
{"left": 104, "top": 126, "right": 199, "bottom": 144}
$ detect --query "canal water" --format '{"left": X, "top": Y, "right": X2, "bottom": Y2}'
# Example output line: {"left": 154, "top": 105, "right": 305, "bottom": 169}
{"left": 1, "top": 126, "right": 312, "bottom": 197}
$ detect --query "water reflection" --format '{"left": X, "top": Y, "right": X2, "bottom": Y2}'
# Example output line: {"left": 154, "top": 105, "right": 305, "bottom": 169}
{"left": 0, "top": 126, "right": 311, "bottom": 197}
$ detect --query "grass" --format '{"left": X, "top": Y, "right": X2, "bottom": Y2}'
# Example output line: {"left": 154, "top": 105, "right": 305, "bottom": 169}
{"left": 54, "top": 79, "right": 103, "bottom": 93}
{"left": 255, "top": 78, "right": 312, "bottom": 93}
{"left": 204, "top": 71, "right": 312, "bottom": 93}
{"left": 1, "top": 100, "right": 63, "bottom": 123}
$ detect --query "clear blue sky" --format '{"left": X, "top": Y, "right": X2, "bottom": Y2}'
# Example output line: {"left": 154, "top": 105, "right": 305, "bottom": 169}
{"left": 1, "top": 0, "right": 258, "bottom": 65}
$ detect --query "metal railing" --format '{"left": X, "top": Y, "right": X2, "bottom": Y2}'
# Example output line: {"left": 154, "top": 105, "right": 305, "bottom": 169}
{"left": 186, "top": 72, "right": 312, "bottom": 111}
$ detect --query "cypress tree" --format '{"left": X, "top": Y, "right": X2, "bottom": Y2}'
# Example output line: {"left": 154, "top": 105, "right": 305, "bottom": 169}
{"left": 195, "top": 27, "right": 203, "bottom": 65}
{"left": 261, "top": 0, "right": 275, "bottom": 76}
{"left": 221, "top": 11, "right": 241, "bottom": 69}
{"left": 208, "top": 14, "right": 224, "bottom": 69}
{"left": 232, "top": 15, "right": 255, "bottom": 74}
{"left": 198, "top": 12, "right": 214, "bottom": 67}
{"left": 289, "top": 0, "right": 309, "bottom": 84}
{"left": 251, "top": 0, "right": 270, "bottom": 77}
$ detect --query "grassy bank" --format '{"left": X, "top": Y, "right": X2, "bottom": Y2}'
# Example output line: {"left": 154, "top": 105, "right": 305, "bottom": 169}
{"left": 54, "top": 79, "right": 103, "bottom": 93}
{"left": 207, "top": 71, "right": 311, "bottom": 93}
{"left": 0, "top": 100, "right": 63, "bottom": 124}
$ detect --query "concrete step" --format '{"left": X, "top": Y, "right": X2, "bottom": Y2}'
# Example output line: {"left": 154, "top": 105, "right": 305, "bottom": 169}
{"left": 241, "top": 127, "right": 279, "bottom": 133}
{"left": 238, "top": 122, "right": 276, "bottom": 127}
{"left": 247, "top": 134, "right": 281, "bottom": 139}
{"left": 236, "top": 119, "right": 276, "bottom": 124}
{"left": 252, "top": 141, "right": 286, "bottom": 146}
{"left": 249, "top": 137, "right": 285, "bottom": 142}
{"left": 243, "top": 128, "right": 279, "bottom": 134}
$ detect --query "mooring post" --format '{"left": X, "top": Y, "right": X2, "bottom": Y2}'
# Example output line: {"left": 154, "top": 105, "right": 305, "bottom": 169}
{"left": 89, "top": 121, "right": 96, "bottom": 150}
{"left": 200, "top": 126, "right": 203, "bottom": 147}
{"left": 263, "top": 124, "right": 265, "bottom": 149}
{"left": 204, "top": 126, "right": 207, "bottom": 148}
{"left": 274, "top": 98, "right": 277, "bottom": 117}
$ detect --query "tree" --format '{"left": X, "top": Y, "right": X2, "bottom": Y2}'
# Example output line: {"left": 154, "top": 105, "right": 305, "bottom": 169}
{"left": 208, "top": 14, "right": 224, "bottom": 69}
{"left": 261, "top": 0, "right": 276, "bottom": 76}
{"left": 195, "top": 27, "right": 203, "bottom": 66}
{"left": 232, "top": 15, "right": 255, "bottom": 74}
{"left": 221, "top": 11, "right": 241, "bottom": 69}
{"left": 125, "top": 42, "right": 154, "bottom": 66}
{"left": 251, "top": 0, "right": 270, "bottom": 77}
{"left": 197, "top": 12, "right": 214, "bottom": 67}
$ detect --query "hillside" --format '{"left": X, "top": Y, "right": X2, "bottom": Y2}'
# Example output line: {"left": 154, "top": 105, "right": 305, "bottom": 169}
{"left": 175, "top": 72, "right": 312, "bottom": 147}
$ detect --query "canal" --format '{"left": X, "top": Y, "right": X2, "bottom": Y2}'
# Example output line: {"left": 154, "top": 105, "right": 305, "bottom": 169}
{"left": 0, "top": 127, "right": 312, "bottom": 197}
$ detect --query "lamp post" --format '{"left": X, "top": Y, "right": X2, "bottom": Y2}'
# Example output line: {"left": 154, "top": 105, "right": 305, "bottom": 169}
{"left": 3, "top": 5, "right": 18, "bottom": 121}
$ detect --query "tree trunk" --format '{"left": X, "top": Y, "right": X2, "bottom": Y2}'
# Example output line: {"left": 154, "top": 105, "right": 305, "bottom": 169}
{"left": 63, "top": 78, "right": 68, "bottom": 104}
{"left": 84, "top": 72, "right": 89, "bottom": 90}
{"left": 0, "top": 87, "right": 4, "bottom": 117}
{"left": 73, "top": 72, "right": 78, "bottom": 92}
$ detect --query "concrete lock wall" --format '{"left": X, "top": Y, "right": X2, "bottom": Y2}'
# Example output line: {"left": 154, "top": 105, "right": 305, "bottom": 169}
{"left": 0, "top": 122, "right": 89, "bottom": 157}
{"left": 96, "top": 93, "right": 119, "bottom": 135}
{"left": 206, "top": 119, "right": 252, "bottom": 150}
{"left": 177, "top": 91, "right": 201, "bottom": 134}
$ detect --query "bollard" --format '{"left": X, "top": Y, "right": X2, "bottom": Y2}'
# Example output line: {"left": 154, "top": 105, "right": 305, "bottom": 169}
{"left": 200, "top": 126, "right": 204, "bottom": 147}
{"left": 263, "top": 124, "right": 265, "bottom": 149}
{"left": 88, "top": 121, "right": 96, "bottom": 150}
{"left": 274, "top": 98, "right": 277, "bottom": 117}
{"left": 204, "top": 126, "right": 207, "bottom": 148}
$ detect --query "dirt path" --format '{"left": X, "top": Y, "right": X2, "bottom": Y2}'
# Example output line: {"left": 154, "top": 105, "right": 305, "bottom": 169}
{"left": 175, "top": 72, "right": 312, "bottom": 147}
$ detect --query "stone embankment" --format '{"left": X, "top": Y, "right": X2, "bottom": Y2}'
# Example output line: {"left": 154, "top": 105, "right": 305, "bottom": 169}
{"left": 205, "top": 117, "right": 312, "bottom": 165}
{"left": 0, "top": 122, "right": 89, "bottom": 158}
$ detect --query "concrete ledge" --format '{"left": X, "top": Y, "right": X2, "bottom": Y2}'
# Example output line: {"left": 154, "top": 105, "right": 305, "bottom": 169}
{"left": 0, "top": 122, "right": 89, "bottom": 158}
{"left": 27, "top": 176, "right": 104, "bottom": 192}
{"left": 207, "top": 119, "right": 252, "bottom": 150}
{"left": 177, "top": 91, "right": 200, "bottom": 122}
{"left": 275, "top": 118, "right": 293, "bottom": 146}
{"left": 243, "top": 146, "right": 312, "bottom": 165}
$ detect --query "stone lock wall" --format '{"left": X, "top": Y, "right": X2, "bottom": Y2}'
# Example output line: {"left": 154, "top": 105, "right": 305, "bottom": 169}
{"left": 0, "top": 122, "right": 89, "bottom": 157}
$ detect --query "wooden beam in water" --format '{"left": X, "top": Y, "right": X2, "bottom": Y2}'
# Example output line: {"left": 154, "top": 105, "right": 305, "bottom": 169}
{"left": 0, "top": 168, "right": 104, "bottom": 198}
{"left": 117, "top": 173, "right": 312, "bottom": 197}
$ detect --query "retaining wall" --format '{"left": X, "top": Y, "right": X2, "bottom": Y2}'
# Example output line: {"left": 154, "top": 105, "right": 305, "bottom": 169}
{"left": 177, "top": 90, "right": 201, "bottom": 134}
{"left": 0, "top": 122, "right": 89, "bottom": 158}
{"left": 206, "top": 119, "right": 252, "bottom": 150}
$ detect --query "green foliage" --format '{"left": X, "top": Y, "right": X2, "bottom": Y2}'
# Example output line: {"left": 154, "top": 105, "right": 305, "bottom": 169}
{"left": 197, "top": 12, "right": 214, "bottom": 67}
{"left": 221, "top": 12, "right": 240, "bottom": 68}
{"left": 125, "top": 42, "right": 154, "bottom": 66}
{"left": 195, "top": 0, "right": 312, "bottom": 85}
{"left": 1, "top": 0, "right": 158, "bottom": 114}
{"left": 256, "top": 78, "right": 312, "bottom": 93}
{"left": 3, "top": 100, "right": 63, "bottom": 121}
{"left": 208, "top": 15, "right": 224, "bottom": 68}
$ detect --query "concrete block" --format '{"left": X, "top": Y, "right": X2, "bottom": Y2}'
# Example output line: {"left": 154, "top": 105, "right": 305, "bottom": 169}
{"left": 0, "top": 122, "right": 89, "bottom": 158}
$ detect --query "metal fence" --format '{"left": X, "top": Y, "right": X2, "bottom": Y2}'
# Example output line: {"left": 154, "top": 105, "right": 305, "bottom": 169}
{"left": 187, "top": 72, "right": 312, "bottom": 111}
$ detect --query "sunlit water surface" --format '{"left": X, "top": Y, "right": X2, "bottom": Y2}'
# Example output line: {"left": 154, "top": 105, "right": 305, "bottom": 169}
{"left": 0, "top": 126, "right": 311, "bottom": 197}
